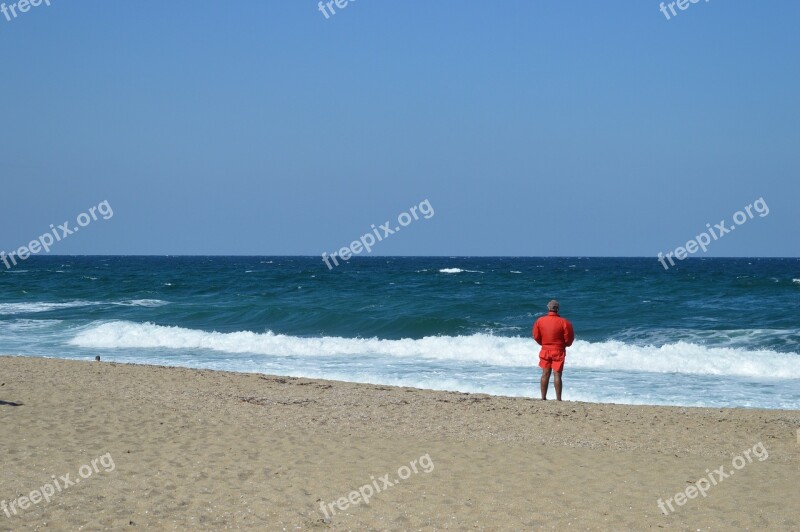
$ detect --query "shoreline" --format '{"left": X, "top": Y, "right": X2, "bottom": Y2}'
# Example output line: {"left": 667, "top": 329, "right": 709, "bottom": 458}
{"left": 4, "top": 352, "right": 795, "bottom": 412}
{"left": 1, "top": 355, "right": 798, "bottom": 529}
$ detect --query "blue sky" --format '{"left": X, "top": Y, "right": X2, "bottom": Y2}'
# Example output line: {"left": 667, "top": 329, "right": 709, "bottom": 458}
{"left": 1, "top": 0, "right": 798, "bottom": 256}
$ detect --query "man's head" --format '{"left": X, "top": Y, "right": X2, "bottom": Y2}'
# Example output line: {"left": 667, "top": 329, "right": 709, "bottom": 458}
{"left": 547, "top": 300, "right": 559, "bottom": 313}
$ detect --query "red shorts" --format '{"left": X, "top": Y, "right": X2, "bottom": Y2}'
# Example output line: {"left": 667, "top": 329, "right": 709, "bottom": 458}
{"left": 539, "top": 353, "right": 565, "bottom": 372}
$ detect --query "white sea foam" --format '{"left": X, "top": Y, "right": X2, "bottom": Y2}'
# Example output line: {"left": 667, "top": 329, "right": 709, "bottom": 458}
{"left": 793, "top": 279, "right": 800, "bottom": 284}
{"left": 69, "top": 321, "right": 800, "bottom": 380}
{"left": 439, "top": 268, "right": 483, "bottom": 274}
{"left": 1, "top": 319, "right": 63, "bottom": 331}
{"left": 112, "top": 299, "right": 169, "bottom": 307}
{"left": 0, "top": 299, "right": 168, "bottom": 315}
{"left": 0, "top": 301, "right": 99, "bottom": 315}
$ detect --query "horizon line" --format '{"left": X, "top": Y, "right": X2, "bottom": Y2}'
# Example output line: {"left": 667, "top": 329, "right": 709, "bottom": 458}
{"left": 8, "top": 254, "right": 800, "bottom": 259}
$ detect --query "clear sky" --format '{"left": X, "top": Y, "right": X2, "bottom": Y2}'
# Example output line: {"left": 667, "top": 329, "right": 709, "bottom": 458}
{"left": 1, "top": 0, "right": 798, "bottom": 257}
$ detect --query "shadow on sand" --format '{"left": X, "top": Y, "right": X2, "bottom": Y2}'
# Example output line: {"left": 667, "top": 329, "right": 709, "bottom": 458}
{"left": 0, "top": 400, "right": 23, "bottom": 406}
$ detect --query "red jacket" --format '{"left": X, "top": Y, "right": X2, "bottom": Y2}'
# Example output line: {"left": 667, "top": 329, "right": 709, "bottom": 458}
{"left": 533, "top": 311, "right": 574, "bottom": 356}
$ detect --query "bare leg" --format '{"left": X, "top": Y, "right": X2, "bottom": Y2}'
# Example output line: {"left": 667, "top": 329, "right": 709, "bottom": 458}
{"left": 540, "top": 368, "right": 552, "bottom": 400}
{"left": 554, "top": 371, "right": 562, "bottom": 401}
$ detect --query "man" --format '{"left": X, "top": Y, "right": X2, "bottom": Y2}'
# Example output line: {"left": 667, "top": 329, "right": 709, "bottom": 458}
{"left": 532, "top": 300, "right": 574, "bottom": 401}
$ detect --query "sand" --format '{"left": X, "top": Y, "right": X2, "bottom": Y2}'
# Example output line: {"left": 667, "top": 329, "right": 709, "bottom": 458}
{"left": 0, "top": 355, "right": 798, "bottom": 530}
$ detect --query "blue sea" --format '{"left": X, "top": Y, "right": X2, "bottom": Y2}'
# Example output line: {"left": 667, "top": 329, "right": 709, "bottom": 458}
{"left": 1, "top": 256, "right": 799, "bottom": 409}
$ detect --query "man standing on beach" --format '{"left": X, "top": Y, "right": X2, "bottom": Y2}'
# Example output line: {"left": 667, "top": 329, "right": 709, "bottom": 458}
{"left": 533, "top": 300, "right": 574, "bottom": 401}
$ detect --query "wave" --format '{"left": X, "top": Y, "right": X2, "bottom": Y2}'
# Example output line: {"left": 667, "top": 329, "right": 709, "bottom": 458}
{"left": 0, "top": 301, "right": 99, "bottom": 315}
{"left": 112, "top": 299, "right": 169, "bottom": 307}
{"left": 439, "top": 268, "right": 483, "bottom": 274}
{"left": 0, "top": 319, "right": 63, "bottom": 331}
{"left": 0, "top": 299, "right": 169, "bottom": 315}
{"left": 69, "top": 321, "right": 800, "bottom": 380}
{"left": 614, "top": 327, "right": 799, "bottom": 350}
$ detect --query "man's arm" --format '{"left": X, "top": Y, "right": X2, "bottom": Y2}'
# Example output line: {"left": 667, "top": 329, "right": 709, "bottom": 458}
{"left": 564, "top": 320, "right": 574, "bottom": 347}
{"left": 533, "top": 320, "right": 542, "bottom": 345}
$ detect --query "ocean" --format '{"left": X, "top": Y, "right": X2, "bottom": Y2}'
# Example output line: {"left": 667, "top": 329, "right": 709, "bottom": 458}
{"left": 1, "top": 256, "right": 798, "bottom": 409}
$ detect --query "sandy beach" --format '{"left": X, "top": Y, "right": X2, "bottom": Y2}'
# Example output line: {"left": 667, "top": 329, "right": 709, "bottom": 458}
{"left": 0, "top": 355, "right": 798, "bottom": 530}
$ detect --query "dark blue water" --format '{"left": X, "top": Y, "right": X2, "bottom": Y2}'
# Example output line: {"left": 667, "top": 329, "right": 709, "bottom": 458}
{"left": 1, "top": 256, "right": 798, "bottom": 408}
